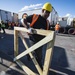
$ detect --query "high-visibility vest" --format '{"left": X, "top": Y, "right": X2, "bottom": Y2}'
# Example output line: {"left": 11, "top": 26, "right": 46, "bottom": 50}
{"left": 30, "top": 14, "right": 49, "bottom": 30}
{"left": 55, "top": 24, "right": 60, "bottom": 30}
{"left": 1, "top": 24, "right": 5, "bottom": 27}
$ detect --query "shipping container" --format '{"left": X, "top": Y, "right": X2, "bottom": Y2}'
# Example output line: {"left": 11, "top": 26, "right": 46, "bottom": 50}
{"left": 12, "top": 13, "right": 18, "bottom": 23}
{"left": 0, "top": 9, "right": 18, "bottom": 23}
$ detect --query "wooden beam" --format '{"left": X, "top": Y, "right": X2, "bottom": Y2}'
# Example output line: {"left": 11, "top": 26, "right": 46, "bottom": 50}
{"left": 14, "top": 27, "right": 29, "bottom": 33}
{"left": 19, "top": 32, "right": 43, "bottom": 75}
{"left": 14, "top": 27, "right": 52, "bottom": 36}
{"left": 14, "top": 32, "right": 54, "bottom": 61}
{"left": 14, "top": 27, "right": 55, "bottom": 75}
{"left": 43, "top": 32, "right": 55, "bottom": 75}
{"left": 35, "top": 29, "right": 52, "bottom": 36}
{"left": 43, "top": 41, "right": 53, "bottom": 75}
{"left": 14, "top": 30, "right": 18, "bottom": 56}
{"left": 16, "top": 60, "right": 38, "bottom": 75}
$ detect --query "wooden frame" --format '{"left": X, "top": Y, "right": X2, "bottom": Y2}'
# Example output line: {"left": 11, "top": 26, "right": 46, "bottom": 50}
{"left": 14, "top": 27, "right": 55, "bottom": 75}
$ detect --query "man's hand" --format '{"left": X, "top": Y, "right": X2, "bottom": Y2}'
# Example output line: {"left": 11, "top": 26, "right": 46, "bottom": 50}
{"left": 28, "top": 28, "right": 37, "bottom": 34}
{"left": 21, "top": 19, "right": 27, "bottom": 28}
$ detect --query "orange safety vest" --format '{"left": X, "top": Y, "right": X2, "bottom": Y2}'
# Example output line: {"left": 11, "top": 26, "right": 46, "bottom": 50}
{"left": 30, "top": 14, "right": 49, "bottom": 30}
{"left": 55, "top": 24, "right": 60, "bottom": 30}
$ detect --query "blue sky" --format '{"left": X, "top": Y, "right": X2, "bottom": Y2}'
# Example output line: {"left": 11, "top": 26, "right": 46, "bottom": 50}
{"left": 0, "top": 0, "right": 75, "bottom": 17}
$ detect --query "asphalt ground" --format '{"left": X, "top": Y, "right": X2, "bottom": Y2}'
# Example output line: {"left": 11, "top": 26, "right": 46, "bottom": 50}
{"left": 0, "top": 29, "right": 75, "bottom": 75}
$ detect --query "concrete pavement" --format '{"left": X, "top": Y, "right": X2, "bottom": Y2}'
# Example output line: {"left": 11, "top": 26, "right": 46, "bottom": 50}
{"left": 0, "top": 29, "right": 75, "bottom": 75}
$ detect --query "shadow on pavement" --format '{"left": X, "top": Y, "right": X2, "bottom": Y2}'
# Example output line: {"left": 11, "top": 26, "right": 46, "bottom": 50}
{"left": 49, "top": 46, "right": 75, "bottom": 75}
{"left": 0, "top": 33, "right": 75, "bottom": 75}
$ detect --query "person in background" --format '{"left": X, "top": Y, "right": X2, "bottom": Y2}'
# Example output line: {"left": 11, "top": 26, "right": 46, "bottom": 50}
{"left": 1, "top": 21, "right": 6, "bottom": 33}
{"left": 17, "top": 23, "right": 20, "bottom": 27}
{"left": 22, "top": 13, "right": 28, "bottom": 19}
{"left": 0, "top": 23, "right": 1, "bottom": 32}
{"left": 8, "top": 22, "right": 11, "bottom": 29}
{"left": 15, "top": 22, "right": 19, "bottom": 27}
{"left": 21, "top": 2, "right": 52, "bottom": 69}
{"left": 11, "top": 22, "right": 15, "bottom": 29}
{"left": 21, "top": 13, "right": 28, "bottom": 27}
{"left": 0, "top": 23, "right": 1, "bottom": 38}
{"left": 55, "top": 22, "right": 60, "bottom": 34}
{"left": 21, "top": 13, "right": 32, "bottom": 60}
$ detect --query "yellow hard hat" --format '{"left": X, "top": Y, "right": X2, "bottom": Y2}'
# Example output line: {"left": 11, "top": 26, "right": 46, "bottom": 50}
{"left": 42, "top": 2, "right": 52, "bottom": 12}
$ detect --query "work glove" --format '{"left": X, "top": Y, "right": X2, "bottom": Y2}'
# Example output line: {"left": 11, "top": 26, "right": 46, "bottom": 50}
{"left": 28, "top": 28, "right": 37, "bottom": 34}
{"left": 21, "top": 19, "right": 37, "bottom": 34}
{"left": 21, "top": 19, "right": 24, "bottom": 24}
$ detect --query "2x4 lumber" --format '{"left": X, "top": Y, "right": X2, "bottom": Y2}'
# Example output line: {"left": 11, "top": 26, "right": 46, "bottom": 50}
{"left": 14, "top": 27, "right": 52, "bottom": 36}
{"left": 14, "top": 32, "right": 54, "bottom": 61}
{"left": 14, "top": 30, "right": 18, "bottom": 56}
{"left": 14, "top": 27, "right": 29, "bottom": 33}
{"left": 14, "top": 27, "right": 55, "bottom": 75}
{"left": 43, "top": 41, "right": 54, "bottom": 75}
{"left": 43, "top": 33, "right": 55, "bottom": 75}
{"left": 19, "top": 32, "right": 43, "bottom": 75}
{"left": 16, "top": 60, "right": 37, "bottom": 75}
{"left": 35, "top": 29, "right": 52, "bottom": 36}
{"left": 14, "top": 31, "right": 38, "bottom": 75}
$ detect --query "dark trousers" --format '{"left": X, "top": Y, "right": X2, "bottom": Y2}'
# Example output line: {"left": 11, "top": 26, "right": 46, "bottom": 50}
{"left": 34, "top": 35, "right": 45, "bottom": 69}
{"left": 35, "top": 46, "right": 42, "bottom": 67}
{"left": 1, "top": 27, "right": 5, "bottom": 33}
{"left": 28, "top": 35, "right": 45, "bottom": 69}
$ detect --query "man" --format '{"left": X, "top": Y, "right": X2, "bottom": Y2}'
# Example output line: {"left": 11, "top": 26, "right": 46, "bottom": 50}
{"left": 55, "top": 22, "right": 60, "bottom": 34}
{"left": 22, "top": 13, "right": 28, "bottom": 19}
{"left": 21, "top": 13, "right": 32, "bottom": 60}
{"left": 22, "top": 2, "right": 52, "bottom": 68}
{"left": 0, "top": 23, "right": 1, "bottom": 32}
{"left": 21, "top": 13, "right": 28, "bottom": 27}
{"left": 1, "top": 21, "right": 6, "bottom": 33}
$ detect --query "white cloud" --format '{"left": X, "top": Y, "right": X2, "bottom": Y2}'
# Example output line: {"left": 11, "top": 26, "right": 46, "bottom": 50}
{"left": 65, "top": 13, "right": 73, "bottom": 25}
{"left": 19, "top": 3, "right": 42, "bottom": 12}
{"left": 65, "top": 13, "right": 71, "bottom": 17}
{"left": 64, "top": 13, "right": 74, "bottom": 18}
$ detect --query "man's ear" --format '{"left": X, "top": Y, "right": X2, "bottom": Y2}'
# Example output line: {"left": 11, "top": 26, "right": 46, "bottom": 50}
{"left": 42, "top": 9, "right": 44, "bottom": 13}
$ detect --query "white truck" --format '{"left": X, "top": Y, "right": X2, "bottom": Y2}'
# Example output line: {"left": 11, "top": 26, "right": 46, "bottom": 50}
{"left": 58, "top": 17, "right": 75, "bottom": 35}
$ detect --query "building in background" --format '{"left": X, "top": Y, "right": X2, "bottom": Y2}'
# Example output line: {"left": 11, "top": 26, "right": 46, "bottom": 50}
{"left": 0, "top": 9, "right": 18, "bottom": 23}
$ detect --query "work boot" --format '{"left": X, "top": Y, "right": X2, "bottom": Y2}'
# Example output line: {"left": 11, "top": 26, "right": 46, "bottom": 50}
{"left": 3, "top": 31, "right": 6, "bottom": 34}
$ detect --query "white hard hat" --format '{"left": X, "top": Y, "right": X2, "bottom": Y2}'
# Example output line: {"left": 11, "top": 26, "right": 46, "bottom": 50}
{"left": 57, "top": 22, "right": 59, "bottom": 24}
